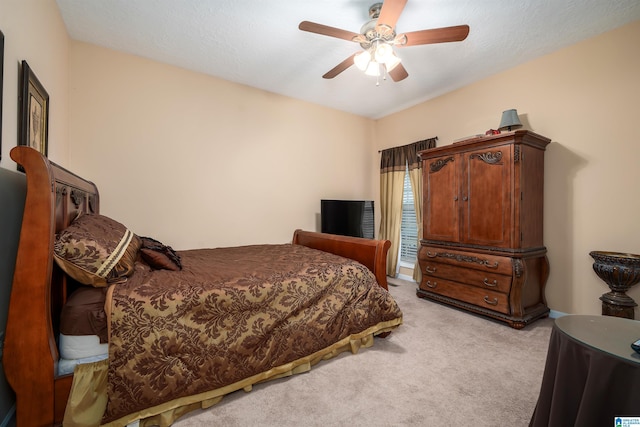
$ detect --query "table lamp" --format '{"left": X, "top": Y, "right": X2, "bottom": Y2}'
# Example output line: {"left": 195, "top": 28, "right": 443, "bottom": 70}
{"left": 498, "top": 109, "right": 523, "bottom": 131}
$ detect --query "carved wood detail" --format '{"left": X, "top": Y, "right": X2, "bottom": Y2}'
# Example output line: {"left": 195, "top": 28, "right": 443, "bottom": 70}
{"left": 429, "top": 156, "right": 454, "bottom": 172}
{"left": 70, "top": 189, "right": 85, "bottom": 208}
{"left": 426, "top": 250, "right": 500, "bottom": 269}
{"left": 513, "top": 258, "right": 524, "bottom": 278}
{"left": 469, "top": 150, "right": 502, "bottom": 164}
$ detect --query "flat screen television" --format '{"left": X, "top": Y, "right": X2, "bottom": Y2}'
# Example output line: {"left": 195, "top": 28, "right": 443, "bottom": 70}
{"left": 321, "top": 199, "right": 374, "bottom": 239}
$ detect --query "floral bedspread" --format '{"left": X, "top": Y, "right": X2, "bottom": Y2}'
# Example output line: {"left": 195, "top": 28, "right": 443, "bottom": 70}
{"left": 103, "top": 244, "right": 402, "bottom": 423}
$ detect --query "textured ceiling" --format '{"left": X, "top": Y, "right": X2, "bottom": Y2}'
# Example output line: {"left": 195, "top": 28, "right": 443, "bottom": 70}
{"left": 56, "top": 0, "right": 640, "bottom": 119}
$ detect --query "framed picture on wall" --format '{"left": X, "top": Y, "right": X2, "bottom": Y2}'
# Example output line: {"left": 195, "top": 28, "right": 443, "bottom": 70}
{"left": 0, "top": 30, "right": 4, "bottom": 161}
{"left": 18, "top": 60, "right": 49, "bottom": 160}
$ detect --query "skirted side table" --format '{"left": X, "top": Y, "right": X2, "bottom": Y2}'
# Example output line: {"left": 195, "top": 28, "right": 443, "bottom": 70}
{"left": 530, "top": 314, "right": 640, "bottom": 427}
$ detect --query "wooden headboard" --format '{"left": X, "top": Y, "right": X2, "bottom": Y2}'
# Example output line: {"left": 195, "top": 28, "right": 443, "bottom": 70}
{"left": 6, "top": 146, "right": 99, "bottom": 425}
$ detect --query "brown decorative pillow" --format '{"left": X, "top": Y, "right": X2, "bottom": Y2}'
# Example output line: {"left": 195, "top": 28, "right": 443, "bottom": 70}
{"left": 139, "top": 236, "right": 182, "bottom": 271}
{"left": 54, "top": 213, "right": 142, "bottom": 287}
{"left": 60, "top": 287, "right": 108, "bottom": 343}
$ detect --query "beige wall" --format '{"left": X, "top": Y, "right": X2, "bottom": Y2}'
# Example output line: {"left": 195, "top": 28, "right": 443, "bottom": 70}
{"left": 0, "top": 0, "right": 70, "bottom": 167}
{"left": 375, "top": 20, "right": 640, "bottom": 316}
{"left": 68, "top": 41, "right": 375, "bottom": 249}
{"left": 0, "top": 0, "right": 70, "bottom": 421}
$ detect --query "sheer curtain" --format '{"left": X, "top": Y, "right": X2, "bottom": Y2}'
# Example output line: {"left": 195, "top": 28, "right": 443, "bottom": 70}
{"left": 379, "top": 148, "right": 406, "bottom": 277}
{"left": 379, "top": 137, "right": 437, "bottom": 279}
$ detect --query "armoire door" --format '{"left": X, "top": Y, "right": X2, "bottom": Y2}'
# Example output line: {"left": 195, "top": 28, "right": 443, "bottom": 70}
{"left": 461, "top": 144, "right": 513, "bottom": 247}
{"left": 423, "top": 155, "right": 459, "bottom": 242}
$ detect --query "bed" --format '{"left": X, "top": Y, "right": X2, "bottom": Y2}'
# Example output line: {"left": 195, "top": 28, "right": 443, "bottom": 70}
{"left": 3, "top": 146, "right": 403, "bottom": 426}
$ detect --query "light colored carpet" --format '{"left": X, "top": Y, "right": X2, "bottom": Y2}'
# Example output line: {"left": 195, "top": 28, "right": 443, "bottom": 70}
{"left": 173, "top": 277, "right": 553, "bottom": 426}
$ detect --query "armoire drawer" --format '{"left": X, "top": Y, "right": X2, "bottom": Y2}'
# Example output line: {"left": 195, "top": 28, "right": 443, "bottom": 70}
{"left": 419, "top": 277, "right": 510, "bottom": 315}
{"left": 421, "top": 261, "right": 512, "bottom": 293}
{"left": 420, "top": 246, "right": 513, "bottom": 276}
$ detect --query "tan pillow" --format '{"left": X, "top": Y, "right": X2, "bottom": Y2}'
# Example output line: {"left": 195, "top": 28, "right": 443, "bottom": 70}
{"left": 54, "top": 214, "right": 141, "bottom": 287}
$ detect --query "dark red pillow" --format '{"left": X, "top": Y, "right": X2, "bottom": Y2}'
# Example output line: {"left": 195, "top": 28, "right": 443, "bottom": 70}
{"left": 139, "top": 236, "right": 182, "bottom": 271}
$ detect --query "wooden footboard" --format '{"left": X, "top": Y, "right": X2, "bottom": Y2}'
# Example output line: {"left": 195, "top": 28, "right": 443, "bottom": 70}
{"left": 5, "top": 146, "right": 392, "bottom": 427}
{"left": 292, "top": 229, "right": 391, "bottom": 290}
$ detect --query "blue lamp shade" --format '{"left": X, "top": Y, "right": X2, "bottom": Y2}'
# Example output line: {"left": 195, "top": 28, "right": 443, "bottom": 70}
{"left": 498, "top": 109, "right": 523, "bottom": 131}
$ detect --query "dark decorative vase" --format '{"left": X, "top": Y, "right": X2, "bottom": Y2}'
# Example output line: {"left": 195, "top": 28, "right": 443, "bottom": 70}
{"left": 589, "top": 251, "right": 640, "bottom": 319}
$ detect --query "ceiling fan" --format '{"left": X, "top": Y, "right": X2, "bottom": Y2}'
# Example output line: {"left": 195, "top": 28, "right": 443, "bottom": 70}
{"left": 298, "top": 0, "right": 469, "bottom": 83}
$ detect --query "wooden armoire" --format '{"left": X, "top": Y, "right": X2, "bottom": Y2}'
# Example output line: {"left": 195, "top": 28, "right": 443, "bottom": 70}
{"left": 416, "top": 130, "right": 550, "bottom": 329}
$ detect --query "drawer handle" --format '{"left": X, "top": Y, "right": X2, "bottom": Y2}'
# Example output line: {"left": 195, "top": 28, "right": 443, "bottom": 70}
{"left": 426, "top": 280, "right": 437, "bottom": 289}
{"left": 425, "top": 266, "right": 437, "bottom": 274}
{"left": 483, "top": 278, "right": 497, "bottom": 287}
{"left": 483, "top": 261, "right": 499, "bottom": 269}
{"left": 483, "top": 296, "right": 498, "bottom": 306}
{"left": 426, "top": 251, "right": 438, "bottom": 258}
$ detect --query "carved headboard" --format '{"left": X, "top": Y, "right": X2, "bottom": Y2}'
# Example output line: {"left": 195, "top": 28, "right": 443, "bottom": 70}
{"left": 5, "top": 146, "right": 100, "bottom": 425}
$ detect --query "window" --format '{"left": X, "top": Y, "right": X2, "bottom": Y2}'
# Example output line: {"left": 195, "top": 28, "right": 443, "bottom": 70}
{"left": 400, "top": 166, "right": 418, "bottom": 264}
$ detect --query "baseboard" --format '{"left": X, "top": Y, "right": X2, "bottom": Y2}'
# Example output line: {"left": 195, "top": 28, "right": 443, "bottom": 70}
{"left": 549, "top": 309, "right": 567, "bottom": 319}
{"left": 396, "top": 273, "right": 416, "bottom": 282}
{"left": 0, "top": 405, "right": 15, "bottom": 427}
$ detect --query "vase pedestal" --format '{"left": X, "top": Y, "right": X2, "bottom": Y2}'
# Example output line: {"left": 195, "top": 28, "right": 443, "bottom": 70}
{"left": 590, "top": 251, "right": 640, "bottom": 320}
{"left": 599, "top": 292, "right": 637, "bottom": 318}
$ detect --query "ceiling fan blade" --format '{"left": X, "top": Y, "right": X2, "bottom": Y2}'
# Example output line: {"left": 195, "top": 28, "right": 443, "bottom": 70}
{"left": 299, "top": 21, "right": 360, "bottom": 42}
{"left": 376, "top": 0, "right": 408, "bottom": 30}
{"left": 323, "top": 53, "right": 357, "bottom": 79}
{"left": 388, "top": 63, "right": 409, "bottom": 82}
{"left": 398, "top": 25, "right": 470, "bottom": 46}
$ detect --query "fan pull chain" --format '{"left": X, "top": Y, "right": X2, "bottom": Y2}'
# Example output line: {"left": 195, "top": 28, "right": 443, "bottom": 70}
{"left": 376, "top": 62, "right": 386, "bottom": 87}
{"left": 376, "top": 63, "right": 388, "bottom": 87}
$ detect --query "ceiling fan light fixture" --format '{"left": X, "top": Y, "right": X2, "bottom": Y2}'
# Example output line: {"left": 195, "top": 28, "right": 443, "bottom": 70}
{"left": 354, "top": 50, "right": 372, "bottom": 71}
{"left": 383, "top": 52, "right": 401, "bottom": 71}
{"left": 374, "top": 42, "right": 393, "bottom": 62}
{"left": 365, "top": 61, "right": 381, "bottom": 77}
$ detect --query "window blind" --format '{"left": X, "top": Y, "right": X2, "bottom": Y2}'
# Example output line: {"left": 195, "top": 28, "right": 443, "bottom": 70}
{"left": 400, "top": 167, "right": 418, "bottom": 263}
